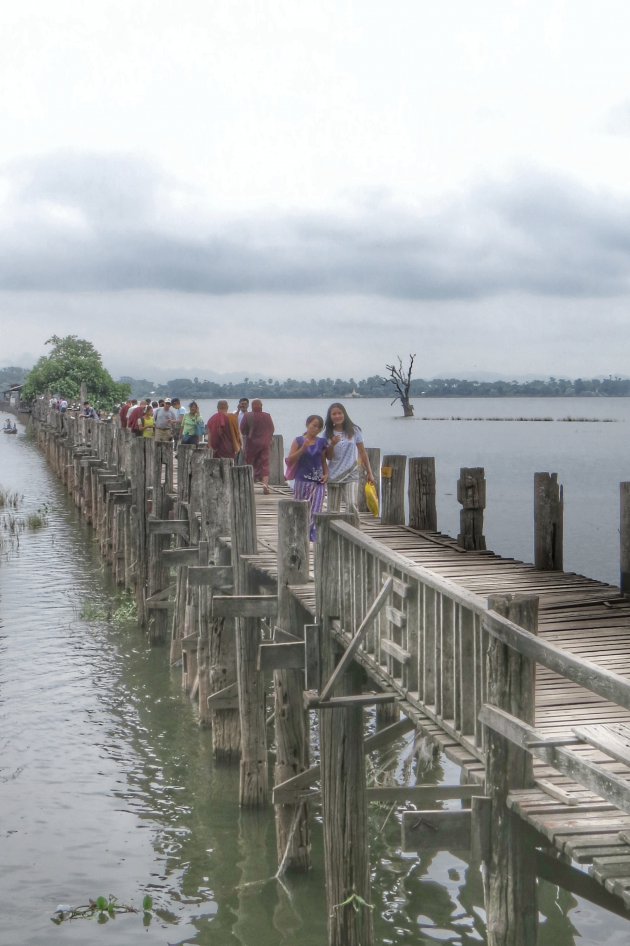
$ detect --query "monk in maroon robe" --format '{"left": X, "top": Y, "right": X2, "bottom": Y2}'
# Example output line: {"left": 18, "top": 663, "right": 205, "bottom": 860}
{"left": 240, "top": 399, "right": 274, "bottom": 492}
{"left": 207, "top": 400, "right": 242, "bottom": 459}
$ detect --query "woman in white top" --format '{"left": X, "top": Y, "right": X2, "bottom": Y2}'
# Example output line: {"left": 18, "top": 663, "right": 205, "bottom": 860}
{"left": 325, "top": 402, "right": 375, "bottom": 520}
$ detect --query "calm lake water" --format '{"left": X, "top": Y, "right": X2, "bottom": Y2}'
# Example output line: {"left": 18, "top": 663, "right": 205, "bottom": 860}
{"left": 1, "top": 400, "right": 630, "bottom": 945}
{"left": 195, "top": 396, "right": 630, "bottom": 587}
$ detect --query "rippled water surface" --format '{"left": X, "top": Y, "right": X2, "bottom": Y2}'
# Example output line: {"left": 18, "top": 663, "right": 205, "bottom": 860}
{"left": 2, "top": 412, "right": 630, "bottom": 945}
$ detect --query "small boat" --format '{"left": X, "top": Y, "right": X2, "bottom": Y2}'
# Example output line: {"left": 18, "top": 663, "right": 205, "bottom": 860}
{"left": 3, "top": 423, "right": 17, "bottom": 434}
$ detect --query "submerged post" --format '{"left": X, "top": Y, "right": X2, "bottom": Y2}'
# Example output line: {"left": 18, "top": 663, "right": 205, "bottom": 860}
{"left": 457, "top": 467, "right": 486, "bottom": 550}
{"left": 316, "top": 514, "right": 373, "bottom": 946}
{"left": 534, "top": 472, "right": 563, "bottom": 570}
{"left": 483, "top": 593, "right": 538, "bottom": 946}
{"left": 231, "top": 464, "right": 268, "bottom": 806}
{"left": 274, "top": 499, "right": 311, "bottom": 870}
{"left": 408, "top": 457, "right": 437, "bottom": 530}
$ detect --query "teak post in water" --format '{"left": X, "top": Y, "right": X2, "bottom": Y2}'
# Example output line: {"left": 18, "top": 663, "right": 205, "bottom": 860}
{"left": 316, "top": 514, "right": 373, "bottom": 946}
{"left": 408, "top": 457, "right": 437, "bottom": 531}
{"left": 534, "top": 472, "right": 563, "bottom": 571}
{"left": 230, "top": 464, "right": 268, "bottom": 806}
{"left": 381, "top": 454, "right": 406, "bottom": 525}
{"left": 457, "top": 467, "right": 486, "bottom": 550}
{"left": 273, "top": 499, "right": 311, "bottom": 870}
{"left": 620, "top": 482, "right": 630, "bottom": 595}
{"left": 204, "top": 457, "right": 240, "bottom": 755}
{"left": 483, "top": 593, "right": 538, "bottom": 946}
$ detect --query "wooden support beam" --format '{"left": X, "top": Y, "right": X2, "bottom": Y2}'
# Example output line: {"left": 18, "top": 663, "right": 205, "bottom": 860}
{"left": 147, "top": 518, "right": 189, "bottom": 537}
{"left": 186, "top": 565, "right": 234, "bottom": 589}
{"left": 207, "top": 682, "right": 238, "bottom": 709}
{"left": 306, "top": 691, "right": 398, "bottom": 710}
{"left": 161, "top": 547, "right": 201, "bottom": 566}
{"left": 258, "top": 641, "right": 305, "bottom": 672}
{"left": 380, "top": 638, "right": 411, "bottom": 665}
{"left": 318, "top": 576, "right": 393, "bottom": 702}
{"left": 112, "top": 492, "right": 132, "bottom": 505}
{"left": 212, "top": 594, "right": 278, "bottom": 619}
{"left": 304, "top": 623, "right": 321, "bottom": 690}
{"left": 483, "top": 593, "right": 538, "bottom": 946}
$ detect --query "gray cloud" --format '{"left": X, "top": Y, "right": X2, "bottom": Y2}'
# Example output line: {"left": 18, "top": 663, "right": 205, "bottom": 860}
{"left": 2, "top": 151, "right": 630, "bottom": 301}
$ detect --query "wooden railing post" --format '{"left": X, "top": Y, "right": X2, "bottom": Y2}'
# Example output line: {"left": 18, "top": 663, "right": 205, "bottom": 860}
{"left": 483, "top": 593, "right": 538, "bottom": 946}
{"left": 408, "top": 457, "right": 437, "bottom": 530}
{"left": 231, "top": 465, "right": 268, "bottom": 806}
{"left": 381, "top": 454, "right": 406, "bottom": 525}
{"left": 457, "top": 467, "right": 486, "bottom": 550}
{"left": 316, "top": 514, "right": 373, "bottom": 946}
{"left": 274, "top": 499, "right": 311, "bottom": 870}
{"left": 269, "top": 433, "right": 285, "bottom": 485}
{"left": 147, "top": 440, "right": 173, "bottom": 644}
{"left": 534, "top": 472, "right": 563, "bottom": 570}
{"left": 621, "top": 483, "right": 630, "bottom": 595}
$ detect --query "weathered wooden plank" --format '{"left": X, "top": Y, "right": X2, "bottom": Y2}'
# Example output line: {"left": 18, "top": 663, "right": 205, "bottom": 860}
{"left": 187, "top": 565, "right": 234, "bottom": 589}
{"left": 380, "top": 638, "right": 411, "bottom": 665}
{"left": 385, "top": 605, "right": 407, "bottom": 628}
{"left": 206, "top": 682, "right": 239, "bottom": 709}
{"left": 162, "top": 547, "right": 202, "bottom": 566}
{"left": 573, "top": 724, "right": 630, "bottom": 768}
{"left": 257, "top": 641, "right": 305, "bottom": 672}
{"left": 147, "top": 518, "right": 189, "bottom": 537}
{"left": 307, "top": 691, "right": 398, "bottom": 710}
{"left": 212, "top": 594, "right": 278, "bottom": 619}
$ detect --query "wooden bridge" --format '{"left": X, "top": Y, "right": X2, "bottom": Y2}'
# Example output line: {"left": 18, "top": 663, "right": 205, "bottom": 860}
{"left": 32, "top": 406, "right": 630, "bottom": 946}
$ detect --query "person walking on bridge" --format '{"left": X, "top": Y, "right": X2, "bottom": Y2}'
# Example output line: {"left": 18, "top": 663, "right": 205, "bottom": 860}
{"left": 240, "top": 399, "right": 274, "bottom": 493}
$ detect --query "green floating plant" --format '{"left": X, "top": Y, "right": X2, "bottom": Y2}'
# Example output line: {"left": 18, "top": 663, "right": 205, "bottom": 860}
{"left": 51, "top": 893, "right": 153, "bottom": 925}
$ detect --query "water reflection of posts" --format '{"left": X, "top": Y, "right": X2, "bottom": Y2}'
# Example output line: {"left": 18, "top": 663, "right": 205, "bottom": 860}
{"left": 457, "top": 467, "right": 486, "bottom": 551}
{"left": 483, "top": 593, "right": 539, "bottom": 946}
{"left": 274, "top": 499, "right": 311, "bottom": 870}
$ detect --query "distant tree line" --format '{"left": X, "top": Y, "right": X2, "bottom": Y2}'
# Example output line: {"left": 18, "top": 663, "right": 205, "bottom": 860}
{"left": 119, "top": 374, "right": 630, "bottom": 400}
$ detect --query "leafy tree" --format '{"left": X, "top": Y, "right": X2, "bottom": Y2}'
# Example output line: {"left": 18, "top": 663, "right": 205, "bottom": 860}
{"left": 21, "top": 336, "right": 130, "bottom": 409}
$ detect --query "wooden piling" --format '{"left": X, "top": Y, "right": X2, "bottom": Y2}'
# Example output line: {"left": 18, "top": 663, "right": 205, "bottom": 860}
{"left": 408, "top": 457, "right": 437, "bottom": 531}
{"left": 483, "top": 593, "right": 538, "bottom": 946}
{"left": 274, "top": 499, "right": 311, "bottom": 870}
{"left": 203, "top": 458, "right": 240, "bottom": 753}
{"left": 534, "top": 472, "right": 563, "bottom": 570}
{"left": 621, "top": 483, "right": 630, "bottom": 595}
{"left": 380, "top": 454, "right": 406, "bottom": 525}
{"left": 230, "top": 465, "right": 268, "bottom": 805}
{"left": 457, "top": 467, "right": 486, "bottom": 550}
{"left": 316, "top": 514, "right": 373, "bottom": 946}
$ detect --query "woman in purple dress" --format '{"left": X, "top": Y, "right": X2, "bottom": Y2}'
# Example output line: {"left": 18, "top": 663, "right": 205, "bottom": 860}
{"left": 286, "top": 415, "right": 329, "bottom": 541}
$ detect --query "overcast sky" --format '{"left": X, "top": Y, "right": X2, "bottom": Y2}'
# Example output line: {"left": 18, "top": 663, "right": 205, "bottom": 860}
{"left": 2, "top": 0, "right": 630, "bottom": 382}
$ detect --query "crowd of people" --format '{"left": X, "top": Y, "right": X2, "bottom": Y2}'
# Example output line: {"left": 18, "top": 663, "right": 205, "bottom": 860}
{"left": 48, "top": 392, "right": 374, "bottom": 542}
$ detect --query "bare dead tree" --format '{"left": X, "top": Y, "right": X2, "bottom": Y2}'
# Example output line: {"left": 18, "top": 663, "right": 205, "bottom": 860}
{"left": 384, "top": 354, "right": 415, "bottom": 417}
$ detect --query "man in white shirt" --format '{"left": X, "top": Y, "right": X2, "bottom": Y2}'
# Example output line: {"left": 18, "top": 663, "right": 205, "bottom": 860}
{"left": 154, "top": 398, "right": 178, "bottom": 442}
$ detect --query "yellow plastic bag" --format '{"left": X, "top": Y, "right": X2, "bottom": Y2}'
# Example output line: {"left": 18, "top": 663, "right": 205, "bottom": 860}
{"left": 364, "top": 481, "right": 379, "bottom": 517}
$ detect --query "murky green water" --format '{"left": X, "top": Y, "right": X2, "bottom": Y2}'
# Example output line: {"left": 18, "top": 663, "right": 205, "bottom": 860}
{"left": 2, "top": 415, "right": 630, "bottom": 945}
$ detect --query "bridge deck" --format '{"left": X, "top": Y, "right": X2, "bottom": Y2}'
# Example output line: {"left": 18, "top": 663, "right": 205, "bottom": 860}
{"left": 250, "top": 486, "right": 630, "bottom": 908}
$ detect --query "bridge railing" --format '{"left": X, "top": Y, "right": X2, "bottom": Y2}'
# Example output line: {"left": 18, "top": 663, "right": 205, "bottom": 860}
{"left": 325, "top": 518, "right": 630, "bottom": 769}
